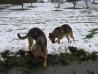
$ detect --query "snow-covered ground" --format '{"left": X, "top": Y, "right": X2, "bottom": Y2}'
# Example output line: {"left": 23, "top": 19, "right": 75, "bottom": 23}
{"left": 0, "top": 2, "right": 98, "bottom": 54}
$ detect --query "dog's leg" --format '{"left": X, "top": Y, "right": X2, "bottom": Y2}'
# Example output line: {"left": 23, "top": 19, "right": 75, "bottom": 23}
{"left": 69, "top": 32, "right": 75, "bottom": 42}
{"left": 57, "top": 38, "right": 60, "bottom": 44}
{"left": 32, "top": 48, "right": 38, "bottom": 58}
{"left": 66, "top": 35, "right": 70, "bottom": 43}
{"left": 55, "top": 39, "right": 60, "bottom": 44}
{"left": 43, "top": 48, "right": 47, "bottom": 68}
{"left": 28, "top": 36, "right": 33, "bottom": 51}
{"left": 56, "top": 37, "right": 61, "bottom": 44}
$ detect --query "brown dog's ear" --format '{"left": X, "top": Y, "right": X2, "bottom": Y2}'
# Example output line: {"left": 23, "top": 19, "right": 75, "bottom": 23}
{"left": 49, "top": 33, "right": 51, "bottom": 35}
{"left": 49, "top": 33, "right": 55, "bottom": 37}
{"left": 48, "top": 33, "right": 51, "bottom": 38}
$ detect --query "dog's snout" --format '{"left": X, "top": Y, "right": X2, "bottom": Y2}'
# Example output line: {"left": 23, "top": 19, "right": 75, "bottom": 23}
{"left": 52, "top": 41, "right": 55, "bottom": 43}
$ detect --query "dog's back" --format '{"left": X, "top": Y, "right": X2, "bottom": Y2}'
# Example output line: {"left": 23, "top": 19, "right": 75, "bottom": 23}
{"left": 29, "top": 28, "right": 47, "bottom": 42}
{"left": 60, "top": 24, "right": 72, "bottom": 34}
{"left": 18, "top": 28, "right": 47, "bottom": 51}
{"left": 52, "top": 24, "right": 72, "bottom": 38}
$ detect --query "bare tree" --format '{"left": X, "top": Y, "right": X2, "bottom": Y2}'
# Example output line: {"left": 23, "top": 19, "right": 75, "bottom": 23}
{"left": 17, "top": 0, "right": 24, "bottom": 10}
{"left": 92, "top": 0, "right": 95, "bottom": 3}
{"left": 67, "top": 0, "right": 89, "bottom": 8}
{"left": 21, "top": 0, "right": 24, "bottom": 9}
{"left": 72, "top": 1, "right": 77, "bottom": 8}
{"left": 30, "top": 0, "right": 37, "bottom": 7}
{"left": 4, "top": 0, "right": 8, "bottom": 7}
{"left": 0, "top": 0, "right": 8, "bottom": 8}
{"left": 56, "top": 0, "right": 61, "bottom": 8}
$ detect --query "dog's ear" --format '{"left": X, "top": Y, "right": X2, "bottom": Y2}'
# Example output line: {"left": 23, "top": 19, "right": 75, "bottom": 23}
{"left": 50, "top": 33, "right": 55, "bottom": 37}
{"left": 49, "top": 33, "right": 51, "bottom": 35}
{"left": 48, "top": 33, "right": 51, "bottom": 38}
{"left": 49, "top": 33, "right": 53, "bottom": 36}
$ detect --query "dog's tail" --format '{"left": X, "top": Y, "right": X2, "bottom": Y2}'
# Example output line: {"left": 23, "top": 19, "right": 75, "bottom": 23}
{"left": 17, "top": 33, "right": 28, "bottom": 39}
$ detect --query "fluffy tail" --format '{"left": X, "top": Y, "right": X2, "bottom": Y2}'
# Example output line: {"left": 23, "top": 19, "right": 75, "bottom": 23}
{"left": 17, "top": 33, "right": 28, "bottom": 39}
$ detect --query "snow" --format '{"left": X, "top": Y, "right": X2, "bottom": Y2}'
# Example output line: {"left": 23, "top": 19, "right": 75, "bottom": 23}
{"left": 0, "top": 2, "right": 98, "bottom": 54}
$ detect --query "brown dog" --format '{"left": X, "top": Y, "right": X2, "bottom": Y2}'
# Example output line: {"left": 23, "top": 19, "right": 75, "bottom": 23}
{"left": 17, "top": 27, "right": 47, "bottom": 68}
{"left": 49, "top": 24, "right": 75, "bottom": 44}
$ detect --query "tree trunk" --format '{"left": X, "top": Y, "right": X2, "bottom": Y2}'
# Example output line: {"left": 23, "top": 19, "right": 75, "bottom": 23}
{"left": 85, "top": 0, "right": 89, "bottom": 8}
{"left": 5, "top": 0, "right": 8, "bottom": 7}
{"left": 20, "top": 0, "right": 24, "bottom": 10}
{"left": 30, "top": 0, "right": 33, "bottom": 7}
{"left": 72, "top": 1, "right": 77, "bottom": 8}
{"left": 56, "top": 0, "right": 61, "bottom": 8}
{"left": 93, "top": 0, "right": 95, "bottom": 3}
{"left": 22, "top": 3, "right": 23, "bottom": 10}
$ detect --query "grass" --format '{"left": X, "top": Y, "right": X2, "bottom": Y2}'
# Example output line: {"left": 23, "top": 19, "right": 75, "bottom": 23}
{"left": 92, "top": 2, "right": 98, "bottom": 4}
{"left": 84, "top": 28, "right": 98, "bottom": 39}
{"left": 0, "top": 47, "right": 98, "bottom": 73}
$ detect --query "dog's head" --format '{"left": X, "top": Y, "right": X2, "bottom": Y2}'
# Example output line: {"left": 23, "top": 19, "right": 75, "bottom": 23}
{"left": 49, "top": 33, "right": 55, "bottom": 43}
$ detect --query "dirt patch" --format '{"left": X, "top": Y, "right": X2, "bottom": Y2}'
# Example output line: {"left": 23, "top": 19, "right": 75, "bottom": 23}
{"left": 0, "top": 47, "right": 98, "bottom": 74}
